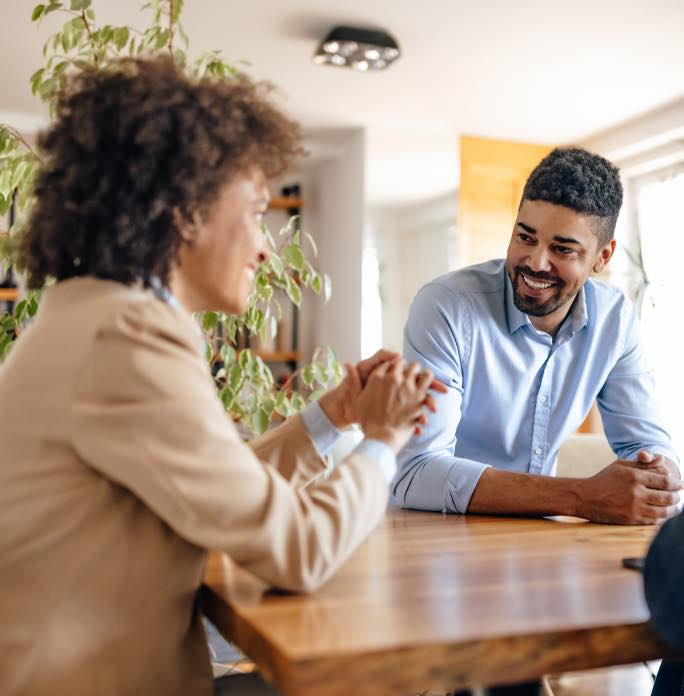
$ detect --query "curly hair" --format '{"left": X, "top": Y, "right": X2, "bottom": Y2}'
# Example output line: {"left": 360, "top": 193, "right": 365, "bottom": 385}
{"left": 20, "top": 57, "right": 304, "bottom": 289}
{"left": 522, "top": 147, "right": 623, "bottom": 246}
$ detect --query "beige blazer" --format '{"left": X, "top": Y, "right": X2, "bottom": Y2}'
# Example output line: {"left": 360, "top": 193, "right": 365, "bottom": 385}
{"left": 0, "top": 278, "right": 389, "bottom": 696}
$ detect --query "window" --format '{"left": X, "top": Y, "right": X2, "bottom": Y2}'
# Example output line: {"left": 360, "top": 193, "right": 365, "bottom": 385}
{"left": 625, "top": 166, "right": 684, "bottom": 452}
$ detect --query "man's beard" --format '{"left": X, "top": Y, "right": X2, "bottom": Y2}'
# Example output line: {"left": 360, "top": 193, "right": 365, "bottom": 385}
{"left": 510, "top": 265, "right": 570, "bottom": 317}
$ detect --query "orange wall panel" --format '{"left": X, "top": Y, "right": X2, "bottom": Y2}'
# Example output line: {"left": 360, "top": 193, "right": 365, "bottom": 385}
{"left": 459, "top": 136, "right": 552, "bottom": 266}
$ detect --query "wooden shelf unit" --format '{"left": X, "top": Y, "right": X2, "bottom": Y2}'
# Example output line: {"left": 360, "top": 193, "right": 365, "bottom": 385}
{"left": 268, "top": 196, "right": 303, "bottom": 211}
{"left": 256, "top": 350, "right": 299, "bottom": 363}
{"left": 0, "top": 288, "right": 19, "bottom": 302}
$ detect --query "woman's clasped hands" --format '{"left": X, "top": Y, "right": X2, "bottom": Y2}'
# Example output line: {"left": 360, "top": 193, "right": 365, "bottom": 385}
{"left": 318, "top": 350, "right": 447, "bottom": 454}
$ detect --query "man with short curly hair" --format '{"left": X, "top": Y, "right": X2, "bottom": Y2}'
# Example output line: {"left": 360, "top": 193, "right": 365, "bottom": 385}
{"left": 393, "top": 147, "right": 680, "bottom": 527}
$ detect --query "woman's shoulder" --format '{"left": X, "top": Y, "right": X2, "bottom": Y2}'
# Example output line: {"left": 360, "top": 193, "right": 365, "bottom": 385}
{"left": 45, "top": 277, "right": 203, "bottom": 358}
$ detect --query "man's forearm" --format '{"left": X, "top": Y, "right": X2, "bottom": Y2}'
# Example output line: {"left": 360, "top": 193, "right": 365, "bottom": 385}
{"left": 467, "top": 467, "right": 581, "bottom": 516}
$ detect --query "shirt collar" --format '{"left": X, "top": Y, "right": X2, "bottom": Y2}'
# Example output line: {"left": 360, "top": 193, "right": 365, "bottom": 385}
{"left": 565, "top": 286, "right": 589, "bottom": 336}
{"left": 504, "top": 269, "right": 529, "bottom": 334}
{"left": 149, "top": 276, "right": 181, "bottom": 310}
{"left": 504, "top": 266, "right": 589, "bottom": 337}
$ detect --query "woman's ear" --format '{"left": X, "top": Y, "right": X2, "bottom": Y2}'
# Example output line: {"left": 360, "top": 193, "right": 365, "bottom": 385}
{"left": 173, "top": 207, "right": 199, "bottom": 244}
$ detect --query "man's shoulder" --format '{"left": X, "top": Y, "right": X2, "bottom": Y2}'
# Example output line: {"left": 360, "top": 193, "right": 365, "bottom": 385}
{"left": 420, "top": 259, "right": 506, "bottom": 299}
{"left": 584, "top": 277, "right": 632, "bottom": 317}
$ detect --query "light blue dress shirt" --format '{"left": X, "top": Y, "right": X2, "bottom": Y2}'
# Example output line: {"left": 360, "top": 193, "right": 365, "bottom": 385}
{"left": 392, "top": 259, "right": 678, "bottom": 514}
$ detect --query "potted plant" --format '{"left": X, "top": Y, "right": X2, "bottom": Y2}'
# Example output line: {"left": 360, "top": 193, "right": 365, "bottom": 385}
{"left": 0, "top": 0, "right": 342, "bottom": 435}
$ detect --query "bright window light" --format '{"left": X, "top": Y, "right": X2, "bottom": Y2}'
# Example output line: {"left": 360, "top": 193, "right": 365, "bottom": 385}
{"left": 634, "top": 168, "right": 684, "bottom": 452}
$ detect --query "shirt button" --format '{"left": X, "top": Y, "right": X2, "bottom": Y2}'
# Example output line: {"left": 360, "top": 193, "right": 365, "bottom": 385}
{"left": 535, "top": 447, "right": 542, "bottom": 455}
{"left": 540, "top": 396, "right": 546, "bottom": 403}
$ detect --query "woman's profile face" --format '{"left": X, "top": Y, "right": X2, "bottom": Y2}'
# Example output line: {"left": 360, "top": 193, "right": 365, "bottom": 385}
{"left": 172, "top": 167, "right": 270, "bottom": 314}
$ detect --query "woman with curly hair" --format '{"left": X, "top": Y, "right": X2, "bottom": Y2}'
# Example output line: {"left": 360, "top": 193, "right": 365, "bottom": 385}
{"left": 0, "top": 58, "right": 442, "bottom": 696}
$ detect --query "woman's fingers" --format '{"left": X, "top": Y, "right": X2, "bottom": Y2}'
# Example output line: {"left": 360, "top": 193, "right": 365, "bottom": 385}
{"left": 422, "top": 393, "right": 437, "bottom": 414}
{"left": 344, "top": 362, "right": 362, "bottom": 397}
{"left": 415, "top": 368, "right": 433, "bottom": 393}
{"left": 429, "top": 377, "right": 448, "bottom": 394}
{"left": 414, "top": 411, "right": 428, "bottom": 426}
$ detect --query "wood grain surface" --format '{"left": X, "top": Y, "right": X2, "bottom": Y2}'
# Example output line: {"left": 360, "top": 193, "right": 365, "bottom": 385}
{"left": 203, "top": 508, "right": 677, "bottom": 695}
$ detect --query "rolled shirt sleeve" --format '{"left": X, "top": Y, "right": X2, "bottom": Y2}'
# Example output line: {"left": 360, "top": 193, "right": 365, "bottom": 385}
{"left": 392, "top": 282, "right": 489, "bottom": 513}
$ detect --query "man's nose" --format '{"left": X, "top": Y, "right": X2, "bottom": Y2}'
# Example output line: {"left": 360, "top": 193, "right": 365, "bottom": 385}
{"left": 527, "top": 246, "right": 552, "bottom": 272}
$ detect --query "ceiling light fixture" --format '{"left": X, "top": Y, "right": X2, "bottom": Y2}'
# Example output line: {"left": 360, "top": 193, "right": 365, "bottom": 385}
{"left": 313, "top": 26, "right": 400, "bottom": 72}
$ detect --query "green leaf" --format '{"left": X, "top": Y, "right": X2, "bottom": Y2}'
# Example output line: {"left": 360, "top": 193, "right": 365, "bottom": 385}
{"left": 0, "top": 333, "right": 12, "bottom": 360}
{"left": 269, "top": 253, "right": 284, "bottom": 278}
{"left": 311, "top": 273, "right": 322, "bottom": 295}
{"left": 228, "top": 362, "right": 243, "bottom": 391}
{"left": 15, "top": 300, "right": 27, "bottom": 323}
{"left": 309, "top": 389, "right": 326, "bottom": 402}
{"left": 173, "top": 48, "right": 186, "bottom": 67}
{"left": 285, "top": 276, "right": 302, "bottom": 306}
{"left": 31, "top": 4, "right": 46, "bottom": 21}
{"left": 202, "top": 311, "right": 218, "bottom": 331}
{"left": 281, "top": 214, "right": 299, "bottom": 238}
{"left": 282, "top": 243, "right": 304, "bottom": 272}
{"left": 70, "top": 0, "right": 91, "bottom": 9}
{"left": 30, "top": 69, "right": 45, "bottom": 97}
{"left": 155, "top": 28, "right": 169, "bottom": 50}
{"left": 251, "top": 408, "right": 270, "bottom": 435}
{"left": 11, "top": 162, "right": 29, "bottom": 189}
{"left": 314, "top": 365, "right": 329, "bottom": 386}
{"left": 27, "top": 295, "right": 39, "bottom": 318}
{"left": 113, "top": 26, "right": 129, "bottom": 51}
{"left": 171, "top": 0, "right": 184, "bottom": 22}
{"left": 219, "top": 342, "right": 236, "bottom": 364}
{"left": 274, "top": 390, "right": 290, "bottom": 416}
{"left": 304, "top": 230, "right": 318, "bottom": 257}
{"left": 302, "top": 365, "right": 315, "bottom": 388}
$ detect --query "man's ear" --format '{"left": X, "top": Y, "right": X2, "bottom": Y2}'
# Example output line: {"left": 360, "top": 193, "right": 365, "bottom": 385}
{"left": 593, "top": 239, "right": 617, "bottom": 274}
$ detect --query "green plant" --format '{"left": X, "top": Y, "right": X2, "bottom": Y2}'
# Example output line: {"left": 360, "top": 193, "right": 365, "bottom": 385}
{"left": 0, "top": 0, "right": 342, "bottom": 434}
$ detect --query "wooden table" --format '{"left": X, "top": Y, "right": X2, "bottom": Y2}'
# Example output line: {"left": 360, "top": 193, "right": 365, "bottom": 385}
{"left": 203, "top": 509, "right": 677, "bottom": 695}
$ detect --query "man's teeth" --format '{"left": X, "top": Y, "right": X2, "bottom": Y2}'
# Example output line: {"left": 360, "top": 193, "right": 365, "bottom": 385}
{"left": 522, "top": 274, "right": 553, "bottom": 290}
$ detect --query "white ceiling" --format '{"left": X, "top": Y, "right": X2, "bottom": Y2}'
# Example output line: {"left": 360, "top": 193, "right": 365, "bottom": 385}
{"left": 2, "top": 0, "right": 684, "bottom": 204}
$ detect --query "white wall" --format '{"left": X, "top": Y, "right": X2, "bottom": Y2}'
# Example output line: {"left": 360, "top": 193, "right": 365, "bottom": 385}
{"left": 371, "top": 192, "right": 459, "bottom": 352}
{"left": 295, "top": 129, "right": 366, "bottom": 365}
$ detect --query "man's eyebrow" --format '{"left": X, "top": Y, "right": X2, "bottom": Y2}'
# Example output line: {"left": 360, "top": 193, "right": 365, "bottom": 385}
{"left": 553, "top": 235, "right": 582, "bottom": 245}
{"left": 517, "top": 222, "right": 583, "bottom": 247}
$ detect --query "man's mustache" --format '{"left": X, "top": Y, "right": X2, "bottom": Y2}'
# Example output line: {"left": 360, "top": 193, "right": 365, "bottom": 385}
{"left": 514, "top": 266, "right": 564, "bottom": 286}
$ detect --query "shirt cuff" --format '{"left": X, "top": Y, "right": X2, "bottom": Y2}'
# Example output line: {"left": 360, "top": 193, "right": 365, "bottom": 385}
{"left": 444, "top": 460, "right": 491, "bottom": 514}
{"left": 354, "top": 439, "right": 397, "bottom": 484}
{"left": 300, "top": 401, "right": 343, "bottom": 456}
